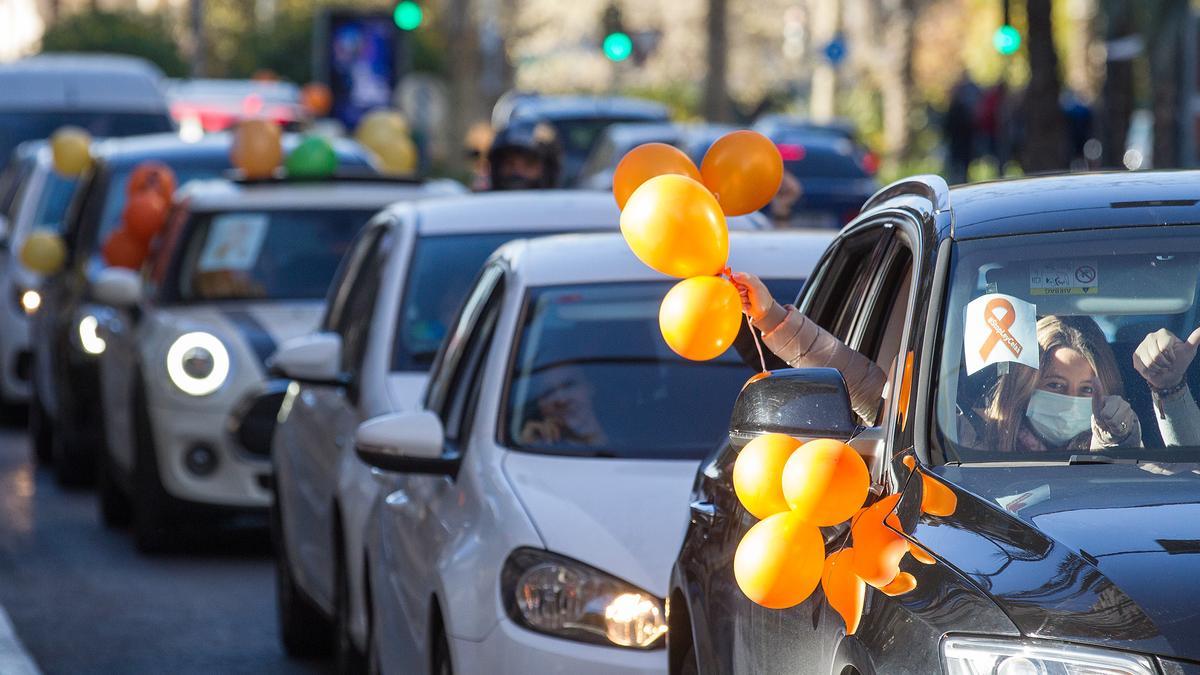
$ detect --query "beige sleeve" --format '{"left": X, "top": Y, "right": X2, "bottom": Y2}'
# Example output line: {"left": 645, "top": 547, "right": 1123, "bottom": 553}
{"left": 759, "top": 306, "right": 887, "bottom": 425}
{"left": 1154, "top": 387, "right": 1200, "bottom": 447}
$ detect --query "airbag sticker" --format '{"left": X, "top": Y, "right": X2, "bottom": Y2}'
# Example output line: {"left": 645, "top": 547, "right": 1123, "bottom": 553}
{"left": 964, "top": 293, "right": 1039, "bottom": 375}
{"left": 1030, "top": 260, "right": 1098, "bottom": 295}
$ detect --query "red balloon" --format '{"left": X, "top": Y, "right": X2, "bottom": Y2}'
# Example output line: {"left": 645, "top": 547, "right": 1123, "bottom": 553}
{"left": 102, "top": 228, "right": 149, "bottom": 269}
{"left": 126, "top": 161, "right": 176, "bottom": 204}
{"left": 123, "top": 191, "right": 168, "bottom": 242}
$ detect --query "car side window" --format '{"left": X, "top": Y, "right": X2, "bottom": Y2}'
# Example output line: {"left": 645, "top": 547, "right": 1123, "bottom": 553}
{"left": 424, "top": 264, "right": 504, "bottom": 418}
{"left": 802, "top": 227, "right": 891, "bottom": 342}
{"left": 334, "top": 229, "right": 392, "bottom": 379}
{"left": 441, "top": 281, "right": 503, "bottom": 448}
{"left": 853, "top": 232, "right": 917, "bottom": 430}
{"left": 321, "top": 225, "right": 382, "bottom": 333}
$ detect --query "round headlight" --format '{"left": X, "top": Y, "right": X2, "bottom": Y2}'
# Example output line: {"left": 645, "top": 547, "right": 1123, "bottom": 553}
{"left": 20, "top": 290, "right": 41, "bottom": 314}
{"left": 166, "top": 332, "right": 229, "bottom": 396}
{"left": 77, "top": 314, "right": 106, "bottom": 355}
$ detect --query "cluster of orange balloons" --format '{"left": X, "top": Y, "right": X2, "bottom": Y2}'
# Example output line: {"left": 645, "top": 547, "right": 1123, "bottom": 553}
{"left": 731, "top": 435, "right": 955, "bottom": 635}
{"left": 614, "top": 132, "right": 784, "bottom": 361}
{"left": 102, "top": 162, "right": 176, "bottom": 270}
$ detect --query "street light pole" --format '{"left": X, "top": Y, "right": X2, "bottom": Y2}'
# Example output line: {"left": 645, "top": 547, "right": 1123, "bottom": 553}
{"left": 190, "top": 0, "right": 206, "bottom": 78}
{"left": 703, "top": 0, "right": 732, "bottom": 122}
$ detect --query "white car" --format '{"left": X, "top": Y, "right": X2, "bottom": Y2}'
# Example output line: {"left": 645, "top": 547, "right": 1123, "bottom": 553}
{"left": 92, "top": 176, "right": 463, "bottom": 552}
{"left": 270, "top": 191, "right": 633, "bottom": 666}
{"left": 352, "top": 230, "right": 827, "bottom": 674}
{"left": 0, "top": 142, "right": 78, "bottom": 415}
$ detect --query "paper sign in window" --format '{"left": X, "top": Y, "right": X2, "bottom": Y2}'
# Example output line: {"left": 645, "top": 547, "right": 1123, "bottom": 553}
{"left": 198, "top": 213, "right": 268, "bottom": 272}
{"left": 964, "top": 293, "right": 1039, "bottom": 375}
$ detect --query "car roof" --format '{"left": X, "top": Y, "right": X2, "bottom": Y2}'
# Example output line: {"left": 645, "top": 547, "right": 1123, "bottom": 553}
{"left": 498, "top": 230, "right": 833, "bottom": 288}
{"left": 509, "top": 95, "right": 670, "bottom": 122}
{"left": 91, "top": 132, "right": 371, "bottom": 168}
{"left": 947, "top": 171, "right": 1200, "bottom": 240}
{"left": 0, "top": 54, "right": 166, "bottom": 111}
{"left": 399, "top": 190, "right": 621, "bottom": 236}
{"left": 178, "top": 178, "right": 462, "bottom": 211}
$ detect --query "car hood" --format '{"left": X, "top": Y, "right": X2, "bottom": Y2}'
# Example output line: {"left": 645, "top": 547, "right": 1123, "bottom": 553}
{"left": 161, "top": 301, "right": 323, "bottom": 366}
{"left": 501, "top": 452, "right": 699, "bottom": 597}
{"left": 914, "top": 462, "right": 1200, "bottom": 661}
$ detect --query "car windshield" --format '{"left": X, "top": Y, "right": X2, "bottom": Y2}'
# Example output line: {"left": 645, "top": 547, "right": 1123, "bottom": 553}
{"left": 394, "top": 232, "right": 539, "bottom": 371}
{"left": 505, "top": 279, "right": 804, "bottom": 460}
{"left": 0, "top": 111, "right": 173, "bottom": 165}
{"left": 935, "top": 226, "right": 1200, "bottom": 464}
{"left": 28, "top": 171, "right": 77, "bottom": 233}
{"left": 169, "top": 209, "right": 375, "bottom": 302}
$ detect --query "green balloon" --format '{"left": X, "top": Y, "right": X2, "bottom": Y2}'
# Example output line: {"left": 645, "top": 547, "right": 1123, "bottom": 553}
{"left": 285, "top": 136, "right": 338, "bottom": 179}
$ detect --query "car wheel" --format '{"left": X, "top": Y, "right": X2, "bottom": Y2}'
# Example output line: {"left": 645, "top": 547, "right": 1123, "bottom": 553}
{"left": 130, "top": 382, "right": 174, "bottom": 553}
{"left": 272, "top": 492, "right": 334, "bottom": 658}
{"left": 335, "top": 537, "right": 367, "bottom": 674}
{"left": 97, "top": 452, "right": 133, "bottom": 528}
{"left": 28, "top": 388, "right": 53, "bottom": 465}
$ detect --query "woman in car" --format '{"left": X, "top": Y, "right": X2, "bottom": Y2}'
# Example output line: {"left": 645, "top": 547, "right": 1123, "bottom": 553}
{"left": 732, "top": 273, "right": 1147, "bottom": 452}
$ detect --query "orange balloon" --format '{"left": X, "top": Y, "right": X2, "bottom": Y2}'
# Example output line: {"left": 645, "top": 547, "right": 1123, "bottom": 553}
{"left": 700, "top": 130, "right": 784, "bottom": 216}
{"left": 612, "top": 143, "right": 702, "bottom": 209}
{"left": 921, "top": 474, "right": 958, "bottom": 517}
{"left": 620, "top": 174, "right": 728, "bottom": 278}
{"left": 123, "top": 191, "right": 168, "bottom": 242}
{"left": 850, "top": 494, "right": 909, "bottom": 589}
{"left": 908, "top": 541, "right": 936, "bottom": 565}
{"left": 102, "top": 228, "right": 149, "bottom": 270}
{"left": 734, "top": 511, "right": 824, "bottom": 609}
{"left": 781, "top": 439, "right": 870, "bottom": 526}
{"left": 127, "top": 161, "right": 176, "bottom": 204}
{"left": 659, "top": 276, "right": 742, "bottom": 361}
{"left": 898, "top": 351, "right": 914, "bottom": 430}
{"left": 300, "top": 82, "right": 333, "bottom": 117}
{"left": 231, "top": 119, "right": 283, "bottom": 179}
{"left": 821, "top": 548, "right": 865, "bottom": 635}
{"left": 880, "top": 571, "right": 917, "bottom": 597}
{"left": 733, "top": 433, "right": 802, "bottom": 519}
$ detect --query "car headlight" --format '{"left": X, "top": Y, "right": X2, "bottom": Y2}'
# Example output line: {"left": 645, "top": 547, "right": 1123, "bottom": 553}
{"left": 77, "top": 314, "right": 106, "bottom": 355}
{"left": 501, "top": 548, "right": 667, "bottom": 649}
{"left": 166, "top": 332, "right": 229, "bottom": 396}
{"left": 943, "top": 636, "right": 1156, "bottom": 675}
{"left": 18, "top": 289, "right": 40, "bottom": 314}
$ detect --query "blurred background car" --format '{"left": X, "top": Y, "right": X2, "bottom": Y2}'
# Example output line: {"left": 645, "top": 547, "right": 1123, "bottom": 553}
{"left": 0, "top": 141, "right": 79, "bottom": 417}
{"left": 760, "top": 129, "right": 879, "bottom": 228}
{"left": 492, "top": 93, "right": 671, "bottom": 186}
{"left": 29, "top": 132, "right": 374, "bottom": 487}
{"left": 352, "top": 230, "right": 827, "bottom": 674}
{"left": 93, "top": 175, "right": 460, "bottom": 552}
{"left": 166, "top": 78, "right": 306, "bottom": 137}
{"left": 573, "top": 122, "right": 681, "bottom": 191}
{"left": 0, "top": 53, "right": 174, "bottom": 170}
{"left": 269, "top": 190, "right": 622, "bottom": 668}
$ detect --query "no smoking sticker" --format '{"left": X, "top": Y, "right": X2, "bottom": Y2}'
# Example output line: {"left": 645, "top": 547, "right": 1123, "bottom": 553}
{"left": 964, "top": 293, "right": 1040, "bottom": 375}
{"left": 1030, "top": 260, "right": 1098, "bottom": 296}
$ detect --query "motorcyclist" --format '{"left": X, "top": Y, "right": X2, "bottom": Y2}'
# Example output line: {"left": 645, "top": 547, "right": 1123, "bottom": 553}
{"left": 486, "top": 118, "right": 562, "bottom": 190}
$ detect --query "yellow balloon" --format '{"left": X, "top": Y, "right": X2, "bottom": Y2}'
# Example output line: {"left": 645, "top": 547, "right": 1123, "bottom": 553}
{"left": 733, "top": 433, "right": 801, "bottom": 520}
{"left": 373, "top": 135, "right": 419, "bottom": 175}
{"left": 20, "top": 229, "right": 66, "bottom": 275}
{"left": 658, "top": 276, "right": 742, "bottom": 361}
{"left": 620, "top": 174, "right": 728, "bottom": 278}
{"left": 51, "top": 127, "right": 92, "bottom": 177}
{"left": 733, "top": 511, "right": 824, "bottom": 609}
{"left": 355, "top": 109, "right": 409, "bottom": 152}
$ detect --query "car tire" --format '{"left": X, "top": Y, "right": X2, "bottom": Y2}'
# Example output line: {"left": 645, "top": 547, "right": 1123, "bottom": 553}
{"left": 28, "top": 389, "right": 53, "bottom": 465}
{"left": 97, "top": 451, "right": 133, "bottom": 529}
{"left": 130, "top": 381, "right": 175, "bottom": 553}
{"left": 335, "top": 533, "right": 367, "bottom": 674}
{"left": 272, "top": 489, "right": 334, "bottom": 658}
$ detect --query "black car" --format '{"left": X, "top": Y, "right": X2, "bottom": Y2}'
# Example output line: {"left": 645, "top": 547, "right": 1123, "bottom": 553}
{"left": 30, "top": 133, "right": 373, "bottom": 486}
{"left": 670, "top": 172, "right": 1200, "bottom": 674}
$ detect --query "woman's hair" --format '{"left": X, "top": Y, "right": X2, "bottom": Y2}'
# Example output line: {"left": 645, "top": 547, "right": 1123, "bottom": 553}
{"left": 983, "top": 315, "right": 1124, "bottom": 452}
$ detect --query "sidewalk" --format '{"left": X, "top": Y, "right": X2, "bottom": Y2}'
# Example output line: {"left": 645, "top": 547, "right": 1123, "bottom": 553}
{"left": 0, "top": 603, "right": 39, "bottom": 675}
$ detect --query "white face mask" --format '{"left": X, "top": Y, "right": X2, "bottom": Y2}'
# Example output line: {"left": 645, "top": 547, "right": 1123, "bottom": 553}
{"left": 1025, "top": 389, "right": 1093, "bottom": 446}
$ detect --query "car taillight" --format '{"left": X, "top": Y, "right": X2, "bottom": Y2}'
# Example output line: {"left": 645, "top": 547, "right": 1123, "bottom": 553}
{"left": 777, "top": 143, "right": 807, "bottom": 161}
{"left": 860, "top": 152, "right": 880, "bottom": 175}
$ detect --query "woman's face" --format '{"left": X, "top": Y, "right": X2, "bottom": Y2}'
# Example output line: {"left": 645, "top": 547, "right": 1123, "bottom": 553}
{"left": 1037, "top": 347, "right": 1099, "bottom": 398}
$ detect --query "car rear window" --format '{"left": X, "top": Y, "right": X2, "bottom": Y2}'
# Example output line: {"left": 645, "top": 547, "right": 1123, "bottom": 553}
{"left": 0, "top": 111, "right": 173, "bottom": 165}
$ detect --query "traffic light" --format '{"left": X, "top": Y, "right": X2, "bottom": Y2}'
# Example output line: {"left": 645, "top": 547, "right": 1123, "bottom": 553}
{"left": 601, "top": 2, "right": 631, "bottom": 62}
{"left": 393, "top": 1, "right": 422, "bottom": 31}
{"left": 993, "top": 25, "right": 1020, "bottom": 54}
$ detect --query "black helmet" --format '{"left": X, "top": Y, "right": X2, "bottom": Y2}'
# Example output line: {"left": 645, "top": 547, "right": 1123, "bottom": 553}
{"left": 487, "top": 119, "right": 562, "bottom": 190}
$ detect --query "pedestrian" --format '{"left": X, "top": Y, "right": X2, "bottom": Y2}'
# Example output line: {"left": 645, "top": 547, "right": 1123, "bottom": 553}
{"left": 944, "top": 74, "right": 981, "bottom": 184}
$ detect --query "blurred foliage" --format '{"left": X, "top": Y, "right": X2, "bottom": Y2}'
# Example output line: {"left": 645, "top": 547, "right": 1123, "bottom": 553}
{"left": 621, "top": 83, "right": 702, "bottom": 120}
{"left": 39, "top": 9, "right": 188, "bottom": 77}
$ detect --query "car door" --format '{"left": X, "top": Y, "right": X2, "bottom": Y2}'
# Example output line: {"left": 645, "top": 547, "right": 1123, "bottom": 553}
{"left": 687, "top": 223, "right": 897, "bottom": 674}
{"left": 278, "top": 224, "right": 391, "bottom": 607}
{"left": 380, "top": 263, "right": 505, "bottom": 663}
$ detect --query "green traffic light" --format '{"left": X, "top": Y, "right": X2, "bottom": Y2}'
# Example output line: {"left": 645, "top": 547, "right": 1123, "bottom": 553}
{"left": 603, "top": 32, "right": 633, "bottom": 62}
{"left": 993, "top": 24, "right": 1020, "bottom": 55}
{"left": 394, "top": 1, "right": 423, "bottom": 31}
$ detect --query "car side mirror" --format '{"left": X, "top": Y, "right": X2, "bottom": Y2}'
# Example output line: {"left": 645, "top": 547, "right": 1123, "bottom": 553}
{"left": 355, "top": 411, "right": 458, "bottom": 475}
{"left": 267, "top": 332, "right": 347, "bottom": 385}
{"left": 92, "top": 267, "right": 143, "bottom": 307}
{"left": 729, "top": 367, "right": 858, "bottom": 441}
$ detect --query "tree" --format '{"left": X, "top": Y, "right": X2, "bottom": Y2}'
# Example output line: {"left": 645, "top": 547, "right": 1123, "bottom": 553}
{"left": 1098, "top": 0, "right": 1136, "bottom": 168}
{"left": 39, "top": 9, "right": 188, "bottom": 77}
{"left": 1143, "top": 0, "right": 1189, "bottom": 168}
{"left": 1021, "top": 0, "right": 1067, "bottom": 172}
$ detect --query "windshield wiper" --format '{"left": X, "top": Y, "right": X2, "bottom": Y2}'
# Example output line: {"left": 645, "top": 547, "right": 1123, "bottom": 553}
{"left": 1067, "top": 454, "right": 1138, "bottom": 465}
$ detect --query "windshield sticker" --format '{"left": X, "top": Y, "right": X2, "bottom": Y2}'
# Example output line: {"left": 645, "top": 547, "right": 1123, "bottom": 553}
{"left": 996, "top": 484, "right": 1050, "bottom": 514}
{"left": 964, "top": 293, "right": 1039, "bottom": 375}
{"left": 198, "top": 213, "right": 268, "bottom": 272}
{"left": 1029, "top": 260, "right": 1098, "bottom": 296}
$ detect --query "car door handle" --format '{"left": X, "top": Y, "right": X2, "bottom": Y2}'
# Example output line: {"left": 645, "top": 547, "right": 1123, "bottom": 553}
{"left": 690, "top": 500, "right": 719, "bottom": 526}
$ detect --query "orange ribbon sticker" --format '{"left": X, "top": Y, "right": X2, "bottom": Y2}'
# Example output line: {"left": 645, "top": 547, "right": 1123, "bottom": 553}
{"left": 979, "top": 298, "right": 1022, "bottom": 361}
{"left": 964, "top": 293, "right": 1039, "bottom": 376}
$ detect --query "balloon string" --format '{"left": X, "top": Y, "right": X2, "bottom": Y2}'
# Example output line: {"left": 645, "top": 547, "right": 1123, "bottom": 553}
{"left": 747, "top": 313, "right": 767, "bottom": 373}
